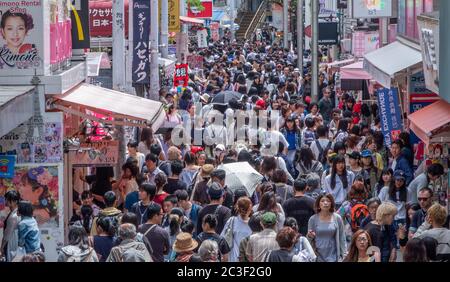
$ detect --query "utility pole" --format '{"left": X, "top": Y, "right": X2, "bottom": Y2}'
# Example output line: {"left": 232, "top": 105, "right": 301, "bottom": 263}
{"left": 297, "top": 0, "right": 304, "bottom": 70}
{"left": 112, "top": 0, "right": 126, "bottom": 177}
{"left": 441, "top": 0, "right": 450, "bottom": 102}
{"left": 311, "top": 0, "right": 319, "bottom": 102}
{"left": 283, "top": 0, "right": 289, "bottom": 49}
{"left": 112, "top": 0, "right": 126, "bottom": 92}
{"left": 230, "top": 0, "right": 235, "bottom": 42}
{"left": 149, "top": 0, "right": 160, "bottom": 101}
{"left": 161, "top": 0, "right": 169, "bottom": 58}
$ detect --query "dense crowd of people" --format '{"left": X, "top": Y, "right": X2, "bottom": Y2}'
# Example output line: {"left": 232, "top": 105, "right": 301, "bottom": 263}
{"left": 1, "top": 27, "right": 449, "bottom": 263}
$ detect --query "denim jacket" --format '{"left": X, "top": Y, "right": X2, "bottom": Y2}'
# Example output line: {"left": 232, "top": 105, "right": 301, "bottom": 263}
{"left": 18, "top": 217, "right": 41, "bottom": 254}
{"left": 280, "top": 128, "right": 302, "bottom": 150}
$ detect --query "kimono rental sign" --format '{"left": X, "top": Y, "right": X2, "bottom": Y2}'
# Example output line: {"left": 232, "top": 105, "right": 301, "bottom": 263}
{"left": 377, "top": 88, "right": 402, "bottom": 147}
{"left": 132, "top": 0, "right": 151, "bottom": 83}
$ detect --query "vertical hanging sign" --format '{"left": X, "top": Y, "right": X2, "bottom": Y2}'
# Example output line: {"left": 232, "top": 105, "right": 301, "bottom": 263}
{"left": 132, "top": 0, "right": 151, "bottom": 83}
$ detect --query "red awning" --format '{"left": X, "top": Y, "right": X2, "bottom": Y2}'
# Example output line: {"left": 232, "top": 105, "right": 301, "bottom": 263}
{"left": 89, "top": 0, "right": 129, "bottom": 37}
{"left": 408, "top": 100, "right": 450, "bottom": 144}
{"left": 340, "top": 61, "right": 372, "bottom": 80}
{"left": 179, "top": 16, "right": 205, "bottom": 25}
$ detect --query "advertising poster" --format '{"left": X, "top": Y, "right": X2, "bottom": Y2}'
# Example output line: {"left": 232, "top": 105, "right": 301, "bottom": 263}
{"left": 0, "top": 0, "right": 43, "bottom": 76}
{"left": 377, "top": 88, "right": 403, "bottom": 147}
{"left": 69, "top": 141, "right": 119, "bottom": 166}
{"left": 352, "top": 0, "right": 392, "bottom": 18}
{"left": 0, "top": 122, "right": 63, "bottom": 164}
{"left": 0, "top": 164, "right": 64, "bottom": 261}
{"left": 0, "top": 155, "right": 15, "bottom": 178}
{"left": 132, "top": 0, "right": 150, "bottom": 83}
{"left": 352, "top": 31, "right": 380, "bottom": 58}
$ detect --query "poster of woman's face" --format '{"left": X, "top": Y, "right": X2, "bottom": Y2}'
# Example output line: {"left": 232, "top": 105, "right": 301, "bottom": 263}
{"left": 0, "top": 166, "right": 59, "bottom": 227}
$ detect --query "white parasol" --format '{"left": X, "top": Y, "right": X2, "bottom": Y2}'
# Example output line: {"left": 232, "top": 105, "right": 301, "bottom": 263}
{"left": 219, "top": 162, "right": 263, "bottom": 196}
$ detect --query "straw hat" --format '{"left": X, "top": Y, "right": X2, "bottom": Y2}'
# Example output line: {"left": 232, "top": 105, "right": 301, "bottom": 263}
{"left": 173, "top": 232, "right": 198, "bottom": 253}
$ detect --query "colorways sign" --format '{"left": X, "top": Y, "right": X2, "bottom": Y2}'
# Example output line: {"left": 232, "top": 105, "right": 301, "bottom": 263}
{"left": 377, "top": 87, "right": 402, "bottom": 147}
{"left": 352, "top": 0, "right": 392, "bottom": 18}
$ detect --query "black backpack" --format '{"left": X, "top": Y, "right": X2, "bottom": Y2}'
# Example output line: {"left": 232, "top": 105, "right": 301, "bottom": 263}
{"left": 315, "top": 140, "right": 332, "bottom": 165}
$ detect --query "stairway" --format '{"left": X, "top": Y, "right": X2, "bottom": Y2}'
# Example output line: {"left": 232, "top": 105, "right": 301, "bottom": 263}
{"left": 236, "top": 12, "right": 256, "bottom": 40}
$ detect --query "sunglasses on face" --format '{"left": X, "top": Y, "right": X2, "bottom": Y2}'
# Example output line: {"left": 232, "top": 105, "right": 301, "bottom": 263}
{"left": 418, "top": 197, "right": 430, "bottom": 202}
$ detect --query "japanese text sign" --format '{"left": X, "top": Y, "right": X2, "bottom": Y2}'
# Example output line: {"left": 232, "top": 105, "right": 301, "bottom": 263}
{"left": 132, "top": 0, "right": 150, "bottom": 83}
{"left": 173, "top": 64, "right": 189, "bottom": 87}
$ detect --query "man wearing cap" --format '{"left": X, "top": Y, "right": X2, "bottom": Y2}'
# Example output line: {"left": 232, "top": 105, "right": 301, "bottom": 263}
{"left": 192, "top": 164, "right": 215, "bottom": 206}
{"left": 196, "top": 183, "right": 232, "bottom": 236}
{"left": 245, "top": 212, "right": 280, "bottom": 262}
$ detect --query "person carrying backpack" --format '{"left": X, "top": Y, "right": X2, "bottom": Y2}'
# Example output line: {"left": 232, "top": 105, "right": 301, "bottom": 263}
{"left": 338, "top": 183, "right": 370, "bottom": 242}
{"left": 106, "top": 223, "right": 153, "bottom": 262}
{"left": 90, "top": 191, "right": 122, "bottom": 236}
{"left": 310, "top": 125, "right": 332, "bottom": 166}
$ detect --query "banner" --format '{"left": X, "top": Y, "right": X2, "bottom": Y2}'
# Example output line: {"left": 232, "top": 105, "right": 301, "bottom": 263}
{"left": 173, "top": 64, "right": 189, "bottom": 87}
{"left": 187, "top": 55, "right": 204, "bottom": 70}
{"left": 168, "top": 0, "right": 180, "bottom": 32}
{"left": 187, "top": 0, "right": 213, "bottom": 18}
{"left": 0, "top": 0, "right": 43, "bottom": 76}
{"left": 0, "top": 155, "right": 15, "bottom": 178}
{"left": 377, "top": 88, "right": 403, "bottom": 147}
{"left": 132, "top": 0, "right": 151, "bottom": 83}
{"left": 352, "top": 0, "right": 392, "bottom": 18}
{"left": 71, "top": 0, "right": 91, "bottom": 49}
{"left": 69, "top": 141, "right": 119, "bottom": 166}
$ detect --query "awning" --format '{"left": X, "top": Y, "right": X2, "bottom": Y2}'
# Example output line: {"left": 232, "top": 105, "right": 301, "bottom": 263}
{"left": 327, "top": 58, "right": 355, "bottom": 69}
{"left": 50, "top": 83, "right": 165, "bottom": 131}
{"left": 341, "top": 61, "right": 372, "bottom": 80}
{"left": 363, "top": 41, "right": 422, "bottom": 88}
{"left": 179, "top": 16, "right": 205, "bottom": 25}
{"left": 0, "top": 86, "right": 35, "bottom": 138}
{"left": 407, "top": 100, "right": 450, "bottom": 145}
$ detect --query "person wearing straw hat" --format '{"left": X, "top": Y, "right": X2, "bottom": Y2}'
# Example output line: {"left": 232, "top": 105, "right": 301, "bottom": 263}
{"left": 192, "top": 164, "right": 215, "bottom": 206}
{"left": 172, "top": 232, "right": 199, "bottom": 262}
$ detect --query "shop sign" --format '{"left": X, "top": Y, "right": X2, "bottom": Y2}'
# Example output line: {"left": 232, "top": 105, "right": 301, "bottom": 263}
{"left": 418, "top": 18, "right": 439, "bottom": 94}
{"left": 352, "top": 31, "right": 380, "bottom": 58}
{"left": 167, "top": 0, "right": 180, "bottom": 32}
{"left": 71, "top": 0, "right": 91, "bottom": 49}
{"left": 173, "top": 64, "right": 189, "bottom": 87}
{"left": 132, "top": 0, "right": 151, "bottom": 83}
{"left": 210, "top": 22, "right": 220, "bottom": 42}
{"left": 89, "top": 0, "right": 129, "bottom": 37}
{"left": 377, "top": 87, "right": 402, "bottom": 147}
{"left": 0, "top": 155, "right": 15, "bottom": 178}
{"left": 352, "top": 0, "right": 392, "bottom": 18}
{"left": 187, "top": 0, "right": 213, "bottom": 19}
{"left": 318, "top": 22, "right": 338, "bottom": 45}
{"left": 197, "top": 29, "right": 208, "bottom": 48}
{"left": 70, "top": 141, "right": 119, "bottom": 166}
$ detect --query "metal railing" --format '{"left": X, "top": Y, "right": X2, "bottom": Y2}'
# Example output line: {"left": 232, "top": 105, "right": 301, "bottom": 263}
{"left": 243, "top": 0, "right": 267, "bottom": 40}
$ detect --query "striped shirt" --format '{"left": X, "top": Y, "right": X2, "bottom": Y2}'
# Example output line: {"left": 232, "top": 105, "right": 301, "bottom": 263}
{"left": 245, "top": 229, "right": 279, "bottom": 262}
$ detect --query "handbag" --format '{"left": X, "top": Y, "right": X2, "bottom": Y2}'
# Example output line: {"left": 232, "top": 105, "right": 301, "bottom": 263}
{"left": 223, "top": 217, "right": 235, "bottom": 249}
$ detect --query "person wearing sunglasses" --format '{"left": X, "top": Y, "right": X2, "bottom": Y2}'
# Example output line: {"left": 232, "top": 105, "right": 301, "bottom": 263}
{"left": 408, "top": 187, "right": 434, "bottom": 239}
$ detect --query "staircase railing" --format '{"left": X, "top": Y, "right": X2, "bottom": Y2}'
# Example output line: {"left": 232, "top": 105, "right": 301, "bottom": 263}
{"left": 243, "top": 0, "right": 267, "bottom": 40}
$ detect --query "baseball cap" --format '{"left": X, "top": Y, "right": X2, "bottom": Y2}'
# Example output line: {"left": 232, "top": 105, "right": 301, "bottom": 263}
{"left": 361, "top": 149, "right": 372, "bottom": 158}
{"left": 215, "top": 144, "right": 225, "bottom": 152}
{"left": 261, "top": 212, "right": 277, "bottom": 225}
{"left": 207, "top": 182, "right": 224, "bottom": 200}
{"left": 255, "top": 99, "right": 266, "bottom": 109}
{"left": 394, "top": 170, "right": 406, "bottom": 181}
{"left": 347, "top": 151, "right": 361, "bottom": 160}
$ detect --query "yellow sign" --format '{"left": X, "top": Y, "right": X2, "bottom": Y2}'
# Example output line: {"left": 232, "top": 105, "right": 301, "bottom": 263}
{"left": 159, "top": 0, "right": 180, "bottom": 32}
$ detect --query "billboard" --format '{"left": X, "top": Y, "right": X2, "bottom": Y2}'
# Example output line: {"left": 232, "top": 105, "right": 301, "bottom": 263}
{"left": 352, "top": 0, "right": 392, "bottom": 18}
{"left": 187, "top": 0, "right": 213, "bottom": 19}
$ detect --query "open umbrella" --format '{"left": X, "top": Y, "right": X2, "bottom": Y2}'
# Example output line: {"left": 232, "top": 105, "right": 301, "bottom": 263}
{"left": 210, "top": 91, "right": 242, "bottom": 105}
{"left": 219, "top": 162, "right": 263, "bottom": 196}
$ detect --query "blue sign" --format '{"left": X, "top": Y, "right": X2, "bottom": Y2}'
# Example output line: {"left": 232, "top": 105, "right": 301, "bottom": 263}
{"left": 0, "top": 155, "right": 16, "bottom": 178}
{"left": 132, "top": 0, "right": 151, "bottom": 83}
{"left": 204, "top": 19, "right": 211, "bottom": 28}
{"left": 377, "top": 87, "right": 403, "bottom": 147}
